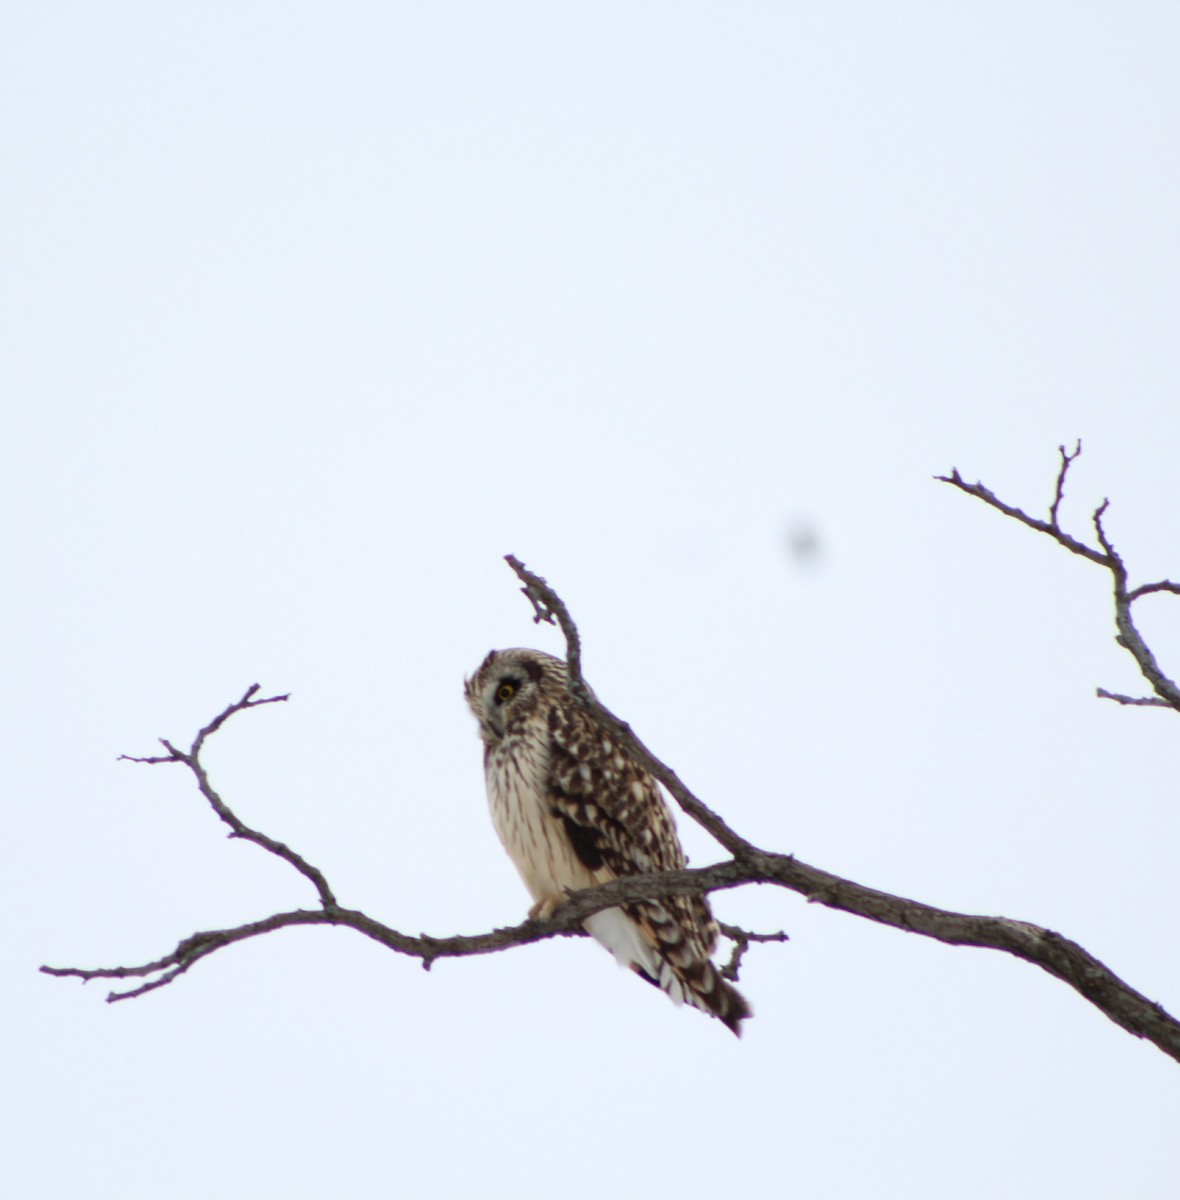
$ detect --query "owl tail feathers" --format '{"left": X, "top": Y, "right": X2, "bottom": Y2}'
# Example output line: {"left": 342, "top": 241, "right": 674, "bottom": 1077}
{"left": 645, "top": 955, "right": 753, "bottom": 1037}
{"left": 687, "top": 964, "right": 752, "bottom": 1037}
{"left": 584, "top": 906, "right": 752, "bottom": 1037}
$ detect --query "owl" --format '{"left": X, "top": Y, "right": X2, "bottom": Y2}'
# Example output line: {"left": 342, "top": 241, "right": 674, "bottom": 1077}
{"left": 465, "top": 648, "right": 751, "bottom": 1035}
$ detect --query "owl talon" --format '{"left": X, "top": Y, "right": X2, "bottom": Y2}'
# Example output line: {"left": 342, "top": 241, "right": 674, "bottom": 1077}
{"left": 528, "top": 896, "right": 564, "bottom": 921}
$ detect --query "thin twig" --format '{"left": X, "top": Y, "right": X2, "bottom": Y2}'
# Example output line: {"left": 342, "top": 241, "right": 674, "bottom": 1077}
{"left": 1096, "top": 689, "right": 1173, "bottom": 708}
{"left": 1049, "top": 440, "right": 1083, "bottom": 529}
{"left": 42, "top": 914, "right": 331, "bottom": 1001}
{"left": 1127, "top": 580, "right": 1180, "bottom": 602}
{"left": 717, "top": 920, "right": 790, "bottom": 983}
{"left": 503, "top": 555, "right": 585, "bottom": 698}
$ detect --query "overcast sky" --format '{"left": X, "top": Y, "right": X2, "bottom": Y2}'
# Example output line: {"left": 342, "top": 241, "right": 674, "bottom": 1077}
{"left": 3, "top": 4, "right": 1180, "bottom": 1198}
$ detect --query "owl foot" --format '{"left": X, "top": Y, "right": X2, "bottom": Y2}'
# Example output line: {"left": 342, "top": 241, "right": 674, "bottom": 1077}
{"left": 528, "top": 894, "right": 568, "bottom": 921}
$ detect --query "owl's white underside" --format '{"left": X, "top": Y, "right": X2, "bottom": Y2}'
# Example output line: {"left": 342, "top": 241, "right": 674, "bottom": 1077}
{"left": 485, "top": 732, "right": 685, "bottom": 1004}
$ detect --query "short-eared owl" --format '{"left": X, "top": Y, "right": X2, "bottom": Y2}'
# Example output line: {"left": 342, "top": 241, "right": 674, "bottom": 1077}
{"left": 465, "top": 648, "right": 751, "bottom": 1035}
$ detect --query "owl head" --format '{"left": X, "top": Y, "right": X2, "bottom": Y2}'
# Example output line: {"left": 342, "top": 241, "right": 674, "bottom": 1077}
{"left": 464, "top": 648, "right": 568, "bottom": 742}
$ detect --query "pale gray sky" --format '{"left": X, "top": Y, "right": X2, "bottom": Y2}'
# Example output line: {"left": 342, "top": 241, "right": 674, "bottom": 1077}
{"left": 3, "top": 4, "right": 1179, "bottom": 1198}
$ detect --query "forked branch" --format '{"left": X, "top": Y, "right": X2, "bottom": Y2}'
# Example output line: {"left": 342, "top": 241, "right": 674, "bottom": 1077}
{"left": 937, "top": 441, "right": 1180, "bottom": 712}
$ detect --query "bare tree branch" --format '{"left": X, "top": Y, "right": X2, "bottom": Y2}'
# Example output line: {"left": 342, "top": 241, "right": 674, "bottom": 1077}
{"left": 1048, "top": 439, "right": 1082, "bottom": 529}
{"left": 504, "top": 554, "right": 584, "bottom": 694}
{"left": 717, "top": 921, "right": 791, "bottom": 983}
{"left": 119, "top": 685, "right": 337, "bottom": 907}
{"left": 1091, "top": 503, "right": 1180, "bottom": 711}
{"left": 1127, "top": 580, "right": 1180, "bottom": 602}
{"left": 42, "top": 830, "right": 1180, "bottom": 1061}
{"left": 937, "top": 443, "right": 1180, "bottom": 714}
{"left": 43, "top": 503, "right": 1180, "bottom": 1065}
{"left": 1095, "top": 689, "right": 1173, "bottom": 708}
{"left": 935, "top": 441, "right": 1109, "bottom": 568}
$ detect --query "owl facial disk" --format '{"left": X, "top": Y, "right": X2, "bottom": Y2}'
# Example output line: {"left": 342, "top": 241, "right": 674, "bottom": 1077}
{"left": 467, "top": 648, "right": 558, "bottom": 743}
{"left": 487, "top": 673, "right": 526, "bottom": 735}
{"left": 472, "top": 672, "right": 523, "bottom": 740}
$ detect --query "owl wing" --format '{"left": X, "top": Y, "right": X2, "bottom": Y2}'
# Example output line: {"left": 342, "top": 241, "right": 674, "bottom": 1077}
{"left": 544, "top": 701, "right": 751, "bottom": 1035}
{"left": 545, "top": 701, "right": 688, "bottom": 873}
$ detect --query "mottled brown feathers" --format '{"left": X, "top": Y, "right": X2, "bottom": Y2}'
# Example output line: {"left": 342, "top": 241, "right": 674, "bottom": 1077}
{"left": 466, "top": 647, "right": 751, "bottom": 1035}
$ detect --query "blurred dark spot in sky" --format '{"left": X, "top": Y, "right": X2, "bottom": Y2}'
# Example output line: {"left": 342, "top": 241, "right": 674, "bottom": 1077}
{"left": 783, "top": 517, "right": 822, "bottom": 567}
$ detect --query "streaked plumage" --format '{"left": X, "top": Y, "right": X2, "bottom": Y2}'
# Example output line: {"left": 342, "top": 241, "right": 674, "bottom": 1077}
{"left": 465, "top": 647, "right": 751, "bottom": 1035}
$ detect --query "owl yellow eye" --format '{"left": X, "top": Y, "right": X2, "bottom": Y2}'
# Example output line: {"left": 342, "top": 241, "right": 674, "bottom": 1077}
{"left": 495, "top": 681, "right": 517, "bottom": 704}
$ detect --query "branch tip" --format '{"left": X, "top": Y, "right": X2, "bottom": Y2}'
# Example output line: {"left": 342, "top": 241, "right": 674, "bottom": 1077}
{"left": 1049, "top": 439, "right": 1083, "bottom": 528}
{"left": 1097, "top": 688, "right": 1173, "bottom": 709}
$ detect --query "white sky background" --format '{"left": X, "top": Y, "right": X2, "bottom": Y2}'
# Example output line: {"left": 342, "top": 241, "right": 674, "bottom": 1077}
{"left": 3, "top": 3, "right": 1179, "bottom": 1196}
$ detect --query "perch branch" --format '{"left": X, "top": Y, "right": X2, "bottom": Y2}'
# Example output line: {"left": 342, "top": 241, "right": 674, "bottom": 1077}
{"left": 43, "top": 843, "right": 1180, "bottom": 1062}
{"left": 44, "top": 528, "right": 1180, "bottom": 1064}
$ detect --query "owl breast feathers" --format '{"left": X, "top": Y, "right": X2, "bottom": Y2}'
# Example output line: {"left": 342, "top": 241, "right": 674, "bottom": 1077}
{"left": 465, "top": 647, "right": 751, "bottom": 1036}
